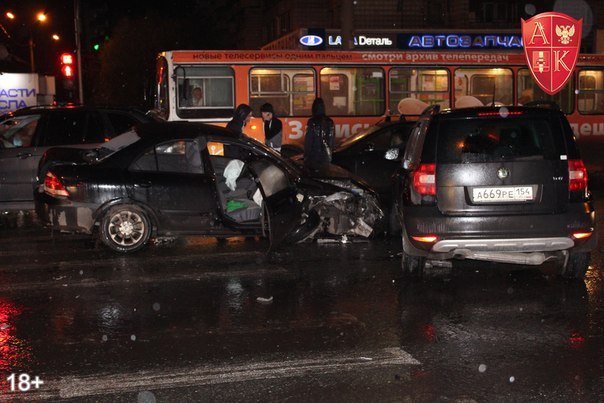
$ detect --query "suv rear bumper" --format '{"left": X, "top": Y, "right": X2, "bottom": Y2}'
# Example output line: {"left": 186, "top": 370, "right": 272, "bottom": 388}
{"left": 403, "top": 201, "right": 596, "bottom": 254}
{"left": 432, "top": 237, "right": 574, "bottom": 253}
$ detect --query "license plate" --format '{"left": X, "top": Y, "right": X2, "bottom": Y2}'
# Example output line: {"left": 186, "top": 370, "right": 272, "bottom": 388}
{"left": 472, "top": 186, "right": 534, "bottom": 203}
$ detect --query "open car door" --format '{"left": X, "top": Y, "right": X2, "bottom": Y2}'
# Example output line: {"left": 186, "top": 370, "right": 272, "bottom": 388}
{"left": 247, "top": 158, "right": 306, "bottom": 249}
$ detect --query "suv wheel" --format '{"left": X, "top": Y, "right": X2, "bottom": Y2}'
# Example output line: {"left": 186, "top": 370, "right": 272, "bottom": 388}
{"left": 100, "top": 204, "right": 152, "bottom": 253}
{"left": 560, "top": 252, "right": 590, "bottom": 280}
{"left": 401, "top": 227, "right": 426, "bottom": 278}
{"left": 401, "top": 252, "right": 425, "bottom": 278}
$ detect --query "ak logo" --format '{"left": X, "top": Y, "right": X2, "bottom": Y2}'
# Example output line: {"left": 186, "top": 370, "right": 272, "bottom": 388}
{"left": 299, "top": 35, "right": 324, "bottom": 47}
{"left": 521, "top": 12, "right": 582, "bottom": 95}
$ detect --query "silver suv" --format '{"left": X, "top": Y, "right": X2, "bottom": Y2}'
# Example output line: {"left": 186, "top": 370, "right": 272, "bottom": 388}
{"left": 0, "top": 105, "right": 151, "bottom": 210}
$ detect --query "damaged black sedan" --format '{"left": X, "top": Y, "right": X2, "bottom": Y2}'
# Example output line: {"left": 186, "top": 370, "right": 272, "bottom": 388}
{"left": 35, "top": 122, "right": 383, "bottom": 252}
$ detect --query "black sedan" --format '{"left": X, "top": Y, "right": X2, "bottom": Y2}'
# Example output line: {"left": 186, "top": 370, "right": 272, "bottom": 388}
{"left": 331, "top": 119, "right": 413, "bottom": 200}
{"left": 293, "top": 119, "right": 413, "bottom": 234}
{"left": 35, "top": 122, "right": 383, "bottom": 253}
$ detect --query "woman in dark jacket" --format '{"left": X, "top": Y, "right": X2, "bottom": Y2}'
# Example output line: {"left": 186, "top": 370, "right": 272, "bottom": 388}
{"left": 226, "top": 104, "right": 253, "bottom": 134}
{"left": 225, "top": 104, "right": 253, "bottom": 159}
{"left": 304, "top": 98, "right": 335, "bottom": 169}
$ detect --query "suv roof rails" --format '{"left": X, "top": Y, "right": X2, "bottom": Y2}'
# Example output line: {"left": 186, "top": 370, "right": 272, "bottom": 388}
{"left": 523, "top": 100, "right": 560, "bottom": 110}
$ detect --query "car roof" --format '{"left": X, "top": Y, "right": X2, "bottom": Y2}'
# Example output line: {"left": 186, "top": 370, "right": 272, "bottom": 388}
{"left": 3, "top": 104, "right": 148, "bottom": 117}
{"left": 135, "top": 121, "right": 243, "bottom": 141}
{"left": 436, "top": 105, "right": 559, "bottom": 119}
{"left": 335, "top": 119, "right": 412, "bottom": 151}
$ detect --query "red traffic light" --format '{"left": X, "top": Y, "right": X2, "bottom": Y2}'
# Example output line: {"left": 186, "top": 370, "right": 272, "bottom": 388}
{"left": 60, "top": 53, "right": 74, "bottom": 65}
{"left": 59, "top": 52, "right": 75, "bottom": 78}
{"left": 61, "top": 65, "right": 73, "bottom": 78}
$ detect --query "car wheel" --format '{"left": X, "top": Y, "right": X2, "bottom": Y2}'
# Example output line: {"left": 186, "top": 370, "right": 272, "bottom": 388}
{"left": 100, "top": 205, "right": 152, "bottom": 253}
{"left": 401, "top": 251, "right": 425, "bottom": 278}
{"left": 560, "top": 252, "right": 590, "bottom": 280}
{"left": 401, "top": 227, "right": 425, "bottom": 278}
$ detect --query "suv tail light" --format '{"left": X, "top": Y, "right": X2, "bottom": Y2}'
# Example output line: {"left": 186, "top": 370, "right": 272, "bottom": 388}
{"left": 413, "top": 163, "right": 436, "bottom": 195}
{"left": 568, "top": 159, "right": 588, "bottom": 191}
{"left": 44, "top": 172, "right": 69, "bottom": 197}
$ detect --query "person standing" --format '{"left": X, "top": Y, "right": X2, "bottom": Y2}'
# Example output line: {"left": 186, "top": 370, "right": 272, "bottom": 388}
{"left": 260, "top": 103, "right": 283, "bottom": 152}
{"left": 226, "top": 104, "right": 253, "bottom": 134}
{"left": 224, "top": 104, "right": 253, "bottom": 159}
{"left": 304, "top": 98, "right": 335, "bottom": 170}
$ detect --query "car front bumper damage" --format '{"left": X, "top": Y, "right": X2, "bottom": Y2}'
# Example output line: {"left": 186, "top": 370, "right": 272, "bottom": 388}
{"left": 295, "top": 182, "right": 384, "bottom": 243}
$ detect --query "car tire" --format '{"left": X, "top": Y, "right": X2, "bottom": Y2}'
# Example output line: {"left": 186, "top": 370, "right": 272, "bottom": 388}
{"left": 401, "top": 251, "right": 425, "bottom": 278}
{"left": 401, "top": 229, "right": 425, "bottom": 278}
{"left": 560, "top": 252, "right": 590, "bottom": 280}
{"left": 100, "top": 204, "right": 152, "bottom": 253}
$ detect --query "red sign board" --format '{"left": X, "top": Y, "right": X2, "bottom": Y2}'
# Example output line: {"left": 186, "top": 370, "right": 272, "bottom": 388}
{"left": 521, "top": 12, "right": 582, "bottom": 95}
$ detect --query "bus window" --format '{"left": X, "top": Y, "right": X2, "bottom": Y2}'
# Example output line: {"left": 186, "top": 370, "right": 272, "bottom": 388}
{"left": 249, "top": 68, "right": 315, "bottom": 117}
{"left": 155, "top": 57, "right": 169, "bottom": 119}
{"left": 578, "top": 70, "right": 604, "bottom": 114}
{"left": 320, "top": 67, "right": 385, "bottom": 116}
{"left": 389, "top": 68, "right": 449, "bottom": 115}
{"left": 455, "top": 68, "right": 513, "bottom": 107}
{"left": 175, "top": 66, "right": 235, "bottom": 119}
{"left": 517, "top": 69, "right": 573, "bottom": 114}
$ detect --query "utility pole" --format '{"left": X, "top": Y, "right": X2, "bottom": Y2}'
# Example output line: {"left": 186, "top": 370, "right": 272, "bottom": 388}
{"left": 74, "top": 0, "right": 84, "bottom": 103}
{"left": 28, "top": 35, "right": 35, "bottom": 72}
{"left": 341, "top": 0, "right": 354, "bottom": 51}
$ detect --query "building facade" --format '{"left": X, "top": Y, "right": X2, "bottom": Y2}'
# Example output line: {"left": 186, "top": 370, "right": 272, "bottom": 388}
{"left": 224, "top": 0, "right": 603, "bottom": 52}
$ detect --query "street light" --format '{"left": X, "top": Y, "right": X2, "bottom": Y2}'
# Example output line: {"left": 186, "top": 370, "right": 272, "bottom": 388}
{"left": 29, "top": 12, "right": 48, "bottom": 73}
{"left": 2, "top": 10, "right": 49, "bottom": 72}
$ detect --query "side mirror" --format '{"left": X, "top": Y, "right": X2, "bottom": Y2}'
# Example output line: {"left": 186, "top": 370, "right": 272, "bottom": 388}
{"left": 384, "top": 148, "right": 399, "bottom": 161}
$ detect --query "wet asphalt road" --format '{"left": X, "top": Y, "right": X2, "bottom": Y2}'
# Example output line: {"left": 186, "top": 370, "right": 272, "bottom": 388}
{"left": 0, "top": 198, "right": 602, "bottom": 401}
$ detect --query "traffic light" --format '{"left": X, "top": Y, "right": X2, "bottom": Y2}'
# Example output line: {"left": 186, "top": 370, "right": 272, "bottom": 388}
{"left": 86, "top": 3, "right": 110, "bottom": 53}
{"left": 59, "top": 52, "right": 75, "bottom": 79}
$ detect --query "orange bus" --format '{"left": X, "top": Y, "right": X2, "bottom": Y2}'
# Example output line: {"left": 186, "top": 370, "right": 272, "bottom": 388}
{"left": 153, "top": 50, "right": 604, "bottom": 168}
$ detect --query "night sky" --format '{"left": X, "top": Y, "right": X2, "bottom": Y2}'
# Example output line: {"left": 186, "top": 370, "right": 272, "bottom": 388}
{"left": 0, "top": 0, "right": 201, "bottom": 75}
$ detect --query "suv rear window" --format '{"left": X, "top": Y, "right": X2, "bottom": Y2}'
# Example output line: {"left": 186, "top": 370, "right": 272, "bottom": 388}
{"left": 436, "top": 116, "right": 561, "bottom": 163}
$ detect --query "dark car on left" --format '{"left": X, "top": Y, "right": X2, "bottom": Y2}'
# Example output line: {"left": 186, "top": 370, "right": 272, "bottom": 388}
{"left": 0, "top": 105, "right": 152, "bottom": 210}
{"left": 35, "top": 122, "right": 383, "bottom": 253}
{"left": 292, "top": 119, "right": 413, "bottom": 234}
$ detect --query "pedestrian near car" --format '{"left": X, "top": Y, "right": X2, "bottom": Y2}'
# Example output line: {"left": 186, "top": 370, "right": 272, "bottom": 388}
{"left": 226, "top": 104, "right": 253, "bottom": 134}
{"left": 260, "top": 103, "right": 283, "bottom": 152}
{"left": 225, "top": 104, "right": 253, "bottom": 159}
{"left": 304, "top": 98, "right": 335, "bottom": 170}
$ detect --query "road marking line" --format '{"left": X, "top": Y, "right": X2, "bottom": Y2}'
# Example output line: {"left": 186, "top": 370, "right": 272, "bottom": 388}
{"left": 24, "top": 348, "right": 420, "bottom": 399}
